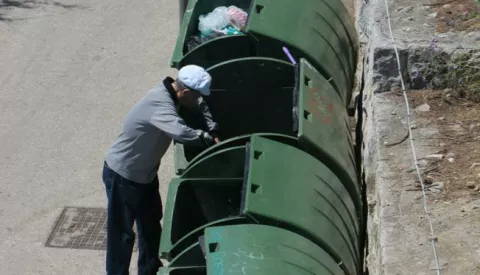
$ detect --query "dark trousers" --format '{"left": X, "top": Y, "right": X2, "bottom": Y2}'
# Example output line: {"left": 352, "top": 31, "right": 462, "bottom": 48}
{"left": 102, "top": 162, "right": 163, "bottom": 275}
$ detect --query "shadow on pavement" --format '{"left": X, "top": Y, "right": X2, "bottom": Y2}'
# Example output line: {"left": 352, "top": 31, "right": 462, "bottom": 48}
{"left": 0, "top": 0, "right": 86, "bottom": 21}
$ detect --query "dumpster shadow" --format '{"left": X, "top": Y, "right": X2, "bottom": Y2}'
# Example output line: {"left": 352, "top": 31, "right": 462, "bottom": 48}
{"left": 0, "top": 0, "right": 87, "bottom": 22}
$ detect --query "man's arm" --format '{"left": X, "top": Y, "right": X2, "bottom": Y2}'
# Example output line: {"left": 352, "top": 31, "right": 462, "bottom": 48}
{"left": 150, "top": 100, "right": 213, "bottom": 147}
{"left": 197, "top": 97, "right": 220, "bottom": 142}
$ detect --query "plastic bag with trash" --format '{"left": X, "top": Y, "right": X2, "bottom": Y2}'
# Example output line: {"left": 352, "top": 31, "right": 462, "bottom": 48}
{"left": 226, "top": 5, "right": 248, "bottom": 31}
{"left": 198, "top": 6, "right": 230, "bottom": 36}
{"left": 198, "top": 5, "right": 248, "bottom": 36}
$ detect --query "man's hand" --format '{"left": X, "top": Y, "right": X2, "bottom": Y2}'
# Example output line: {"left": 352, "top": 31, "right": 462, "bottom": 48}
{"left": 198, "top": 131, "right": 215, "bottom": 146}
{"left": 196, "top": 130, "right": 220, "bottom": 147}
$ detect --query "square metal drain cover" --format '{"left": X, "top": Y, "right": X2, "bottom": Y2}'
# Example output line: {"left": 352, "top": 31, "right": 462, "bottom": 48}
{"left": 46, "top": 207, "right": 138, "bottom": 251}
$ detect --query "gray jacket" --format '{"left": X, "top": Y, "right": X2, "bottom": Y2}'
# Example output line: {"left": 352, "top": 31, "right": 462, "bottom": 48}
{"left": 105, "top": 77, "right": 218, "bottom": 183}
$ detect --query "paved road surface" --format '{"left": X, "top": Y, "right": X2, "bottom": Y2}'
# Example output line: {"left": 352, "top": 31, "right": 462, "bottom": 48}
{"left": 0, "top": 0, "right": 179, "bottom": 273}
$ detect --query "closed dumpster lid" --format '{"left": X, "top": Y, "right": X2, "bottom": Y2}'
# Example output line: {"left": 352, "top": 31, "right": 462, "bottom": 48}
{"left": 204, "top": 224, "right": 346, "bottom": 275}
{"left": 241, "top": 135, "right": 359, "bottom": 274}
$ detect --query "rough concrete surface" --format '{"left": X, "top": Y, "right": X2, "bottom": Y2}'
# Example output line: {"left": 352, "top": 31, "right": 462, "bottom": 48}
{"left": 0, "top": 0, "right": 179, "bottom": 274}
{"left": 363, "top": 91, "right": 480, "bottom": 274}
{"left": 359, "top": 0, "right": 480, "bottom": 93}
{"left": 358, "top": 0, "right": 480, "bottom": 274}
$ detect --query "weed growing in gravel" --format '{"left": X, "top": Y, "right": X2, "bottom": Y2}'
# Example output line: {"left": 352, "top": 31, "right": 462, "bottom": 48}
{"left": 413, "top": 39, "right": 480, "bottom": 102}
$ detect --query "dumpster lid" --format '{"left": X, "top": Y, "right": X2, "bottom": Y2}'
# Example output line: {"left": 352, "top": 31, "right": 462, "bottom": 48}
{"left": 240, "top": 135, "right": 360, "bottom": 274}
{"left": 167, "top": 241, "right": 205, "bottom": 268}
{"left": 179, "top": 133, "right": 297, "bottom": 176}
{"left": 295, "top": 58, "right": 361, "bottom": 208}
{"left": 204, "top": 224, "right": 346, "bottom": 275}
{"left": 181, "top": 145, "right": 247, "bottom": 179}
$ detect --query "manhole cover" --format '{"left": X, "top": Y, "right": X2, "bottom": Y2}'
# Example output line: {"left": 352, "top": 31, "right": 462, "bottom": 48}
{"left": 46, "top": 207, "right": 138, "bottom": 251}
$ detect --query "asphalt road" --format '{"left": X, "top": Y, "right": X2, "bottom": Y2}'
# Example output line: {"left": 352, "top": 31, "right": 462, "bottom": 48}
{"left": 0, "top": 0, "right": 179, "bottom": 273}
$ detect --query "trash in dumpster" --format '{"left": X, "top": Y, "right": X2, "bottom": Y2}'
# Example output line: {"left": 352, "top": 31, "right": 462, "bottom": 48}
{"left": 226, "top": 5, "right": 248, "bottom": 31}
{"left": 198, "top": 6, "right": 231, "bottom": 36}
{"left": 185, "top": 5, "right": 249, "bottom": 52}
{"left": 185, "top": 33, "right": 224, "bottom": 52}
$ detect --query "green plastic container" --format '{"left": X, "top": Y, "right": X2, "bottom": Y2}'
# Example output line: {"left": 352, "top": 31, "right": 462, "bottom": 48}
{"left": 160, "top": 135, "right": 361, "bottom": 274}
{"left": 243, "top": 135, "right": 359, "bottom": 273}
{"left": 205, "top": 224, "right": 346, "bottom": 275}
{"left": 182, "top": 57, "right": 296, "bottom": 139}
{"left": 159, "top": 176, "right": 250, "bottom": 260}
{"left": 174, "top": 133, "right": 297, "bottom": 175}
{"left": 172, "top": 0, "right": 358, "bottom": 102}
{"left": 176, "top": 58, "right": 360, "bottom": 212}
{"left": 174, "top": 56, "right": 296, "bottom": 174}
{"left": 296, "top": 58, "right": 361, "bottom": 208}
{"left": 167, "top": 241, "right": 205, "bottom": 268}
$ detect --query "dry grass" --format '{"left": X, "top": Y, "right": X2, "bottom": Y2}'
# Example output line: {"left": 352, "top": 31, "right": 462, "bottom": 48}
{"left": 432, "top": 0, "right": 480, "bottom": 33}
{"left": 408, "top": 89, "right": 480, "bottom": 201}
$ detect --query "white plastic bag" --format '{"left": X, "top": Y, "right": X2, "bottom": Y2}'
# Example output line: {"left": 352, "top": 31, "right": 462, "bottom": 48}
{"left": 198, "top": 6, "right": 230, "bottom": 36}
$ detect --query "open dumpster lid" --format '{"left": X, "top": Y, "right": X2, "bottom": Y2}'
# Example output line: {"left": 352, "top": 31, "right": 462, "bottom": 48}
{"left": 295, "top": 58, "right": 361, "bottom": 209}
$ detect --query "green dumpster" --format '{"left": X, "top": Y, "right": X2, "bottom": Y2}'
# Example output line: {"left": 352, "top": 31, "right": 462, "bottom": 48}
{"left": 160, "top": 135, "right": 361, "bottom": 274}
{"left": 159, "top": 176, "right": 250, "bottom": 260}
{"left": 179, "top": 133, "right": 360, "bottom": 235}
{"left": 242, "top": 135, "right": 360, "bottom": 273}
{"left": 174, "top": 56, "right": 296, "bottom": 174}
{"left": 173, "top": 57, "right": 361, "bottom": 221}
{"left": 160, "top": 144, "right": 249, "bottom": 260}
{"left": 167, "top": 241, "right": 205, "bottom": 268}
{"left": 172, "top": 0, "right": 358, "bottom": 104}
{"left": 201, "top": 57, "right": 296, "bottom": 139}
{"left": 176, "top": 145, "right": 247, "bottom": 178}
{"left": 174, "top": 133, "right": 297, "bottom": 175}
{"left": 204, "top": 224, "right": 345, "bottom": 275}
{"left": 175, "top": 58, "right": 360, "bottom": 213}
{"left": 295, "top": 58, "right": 361, "bottom": 209}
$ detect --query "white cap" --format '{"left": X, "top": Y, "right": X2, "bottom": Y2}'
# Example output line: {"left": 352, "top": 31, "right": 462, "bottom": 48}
{"left": 177, "top": 65, "right": 212, "bottom": 96}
